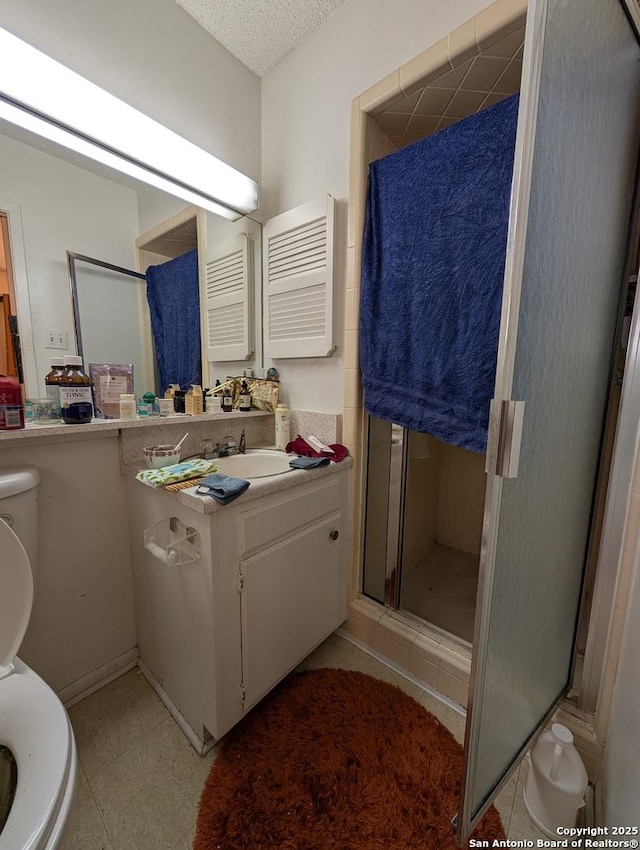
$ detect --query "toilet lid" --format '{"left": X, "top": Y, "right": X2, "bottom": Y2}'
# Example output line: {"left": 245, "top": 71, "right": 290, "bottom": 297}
{"left": 0, "top": 518, "right": 33, "bottom": 677}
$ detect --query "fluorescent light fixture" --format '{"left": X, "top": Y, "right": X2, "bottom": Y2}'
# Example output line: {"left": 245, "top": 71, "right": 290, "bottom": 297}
{"left": 0, "top": 27, "right": 259, "bottom": 221}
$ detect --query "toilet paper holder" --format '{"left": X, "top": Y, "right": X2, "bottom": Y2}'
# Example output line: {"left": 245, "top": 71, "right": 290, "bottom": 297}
{"left": 144, "top": 517, "right": 201, "bottom": 566}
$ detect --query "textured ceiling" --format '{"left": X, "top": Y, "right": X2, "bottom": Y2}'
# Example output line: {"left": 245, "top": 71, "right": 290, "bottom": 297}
{"left": 176, "top": 0, "right": 348, "bottom": 76}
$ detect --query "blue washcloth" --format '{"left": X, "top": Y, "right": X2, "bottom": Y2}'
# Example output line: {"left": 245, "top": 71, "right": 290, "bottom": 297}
{"left": 289, "top": 456, "right": 331, "bottom": 470}
{"left": 360, "top": 94, "right": 519, "bottom": 453}
{"left": 195, "top": 473, "right": 250, "bottom": 505}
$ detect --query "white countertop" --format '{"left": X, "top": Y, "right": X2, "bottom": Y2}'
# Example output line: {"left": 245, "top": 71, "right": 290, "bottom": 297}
{"left": 0, "top": 409, "right": 272, "bottom": 443}
{"left": 123, "top": 454, "right": 353, "bottom": 514}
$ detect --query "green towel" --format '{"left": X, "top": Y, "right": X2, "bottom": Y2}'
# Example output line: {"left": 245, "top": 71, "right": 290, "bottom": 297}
{"left": 136, "top": 459, "right": 218, "bottom": 488}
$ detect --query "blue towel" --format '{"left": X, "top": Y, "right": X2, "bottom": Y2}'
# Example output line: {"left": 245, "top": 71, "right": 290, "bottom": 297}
{"left": 289, "top": 456, "right": 331, "bottom": 469}
{"left": 360, "top": 94, "right": 519, "bottom": 453}
{"left": 146, "top": 249, "right": 201, "bottom": 394}
{"left": 195, "top": 473, "right": 250, "bottom": 505}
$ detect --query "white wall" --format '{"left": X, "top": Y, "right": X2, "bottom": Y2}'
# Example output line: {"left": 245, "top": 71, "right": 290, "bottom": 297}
{"left": 0, "top": 0, "right": 261, "bottom": 183}
{"left": 602, "top": 547, "right": 640, "bottom": 824}
{"left": 261, "top": 0, "right": 496, "bottom": 411}
{"left": 1, "top": 435, "right": 137, "bottom": 693}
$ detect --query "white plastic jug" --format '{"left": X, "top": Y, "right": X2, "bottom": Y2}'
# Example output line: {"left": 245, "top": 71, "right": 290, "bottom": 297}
{"left": 523, "top": 723, "right": 588, "bottom": 838}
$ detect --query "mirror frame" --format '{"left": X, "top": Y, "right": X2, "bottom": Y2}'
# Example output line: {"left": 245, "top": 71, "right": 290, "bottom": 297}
{"left": 67, "top": 251, "right": 147, "bottom": 366}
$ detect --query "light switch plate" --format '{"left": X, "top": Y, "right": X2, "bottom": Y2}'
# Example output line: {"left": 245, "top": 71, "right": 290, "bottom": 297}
{"left": 44, "top": 331, "right": 68, "bottom": 349}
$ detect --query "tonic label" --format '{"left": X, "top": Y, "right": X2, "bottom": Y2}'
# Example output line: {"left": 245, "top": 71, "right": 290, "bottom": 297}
{"left": 60, "top": 386, "right": 93, "bottom": 406}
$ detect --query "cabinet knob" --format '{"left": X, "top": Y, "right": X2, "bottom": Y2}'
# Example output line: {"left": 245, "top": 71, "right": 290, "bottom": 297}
{"left": 330, "top": 529, "right": 339, "bottom": 541}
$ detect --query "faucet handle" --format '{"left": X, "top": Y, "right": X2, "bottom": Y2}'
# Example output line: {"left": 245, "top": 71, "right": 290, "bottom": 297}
{"left": 218, "top": 436, "right": 238, "bottom": 457}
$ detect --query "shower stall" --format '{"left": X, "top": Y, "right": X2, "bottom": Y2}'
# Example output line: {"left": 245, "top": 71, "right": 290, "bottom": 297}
{"left": 351, "top": 0, "right": 640, "bottom": 839}
{"left": 363, "top": 420, "right": 485, "bottom": 645}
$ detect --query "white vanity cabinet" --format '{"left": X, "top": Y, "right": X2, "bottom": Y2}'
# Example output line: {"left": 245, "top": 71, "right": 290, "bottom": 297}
{"left": 221, "top": 474, "right": 347, "bottom": 713}
{"left": 125, "top": 466, "right": 348, "bottom": 752}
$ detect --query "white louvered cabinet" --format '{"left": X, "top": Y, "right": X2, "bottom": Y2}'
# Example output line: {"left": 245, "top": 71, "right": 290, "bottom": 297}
{"left": 263, "top": 195, "right": 335, "bottom": 359}
{"left": 202, "top": 232, "right": 254, "bottom": 362}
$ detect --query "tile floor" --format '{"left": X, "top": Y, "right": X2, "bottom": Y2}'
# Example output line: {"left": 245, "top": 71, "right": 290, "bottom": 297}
{"left": 60, "top": 632, "right": 546, "bottom": 850}
{"left": 400, "top": 543, "right": 479, "bottom": 643}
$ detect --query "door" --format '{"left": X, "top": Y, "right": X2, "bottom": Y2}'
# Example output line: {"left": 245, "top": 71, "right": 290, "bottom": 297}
{"left": 239, "top": 513, "right": 343, "bottom": 710}
{"left": 458, "top": 0, "right": 640, "bottom": 840}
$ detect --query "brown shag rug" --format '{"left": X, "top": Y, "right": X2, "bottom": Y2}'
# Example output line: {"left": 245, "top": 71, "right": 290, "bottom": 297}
{"left": 194, "top": 668, "right": 505, "bottom": 850}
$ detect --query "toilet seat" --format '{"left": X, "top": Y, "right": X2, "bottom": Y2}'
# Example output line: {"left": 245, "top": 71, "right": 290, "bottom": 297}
{"left": 0, "top": 512, "right": 77, "bottom": 850}
{"left": 0, "top": 665, "right": 76, "bottom": 850}
{"left": 0, "top": 520, "right": 33, "bottom": 679}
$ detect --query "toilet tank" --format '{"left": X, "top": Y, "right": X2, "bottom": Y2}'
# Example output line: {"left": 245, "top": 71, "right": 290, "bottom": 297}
{"left": 0, "top": 467, "right": 39, "bottom": 570}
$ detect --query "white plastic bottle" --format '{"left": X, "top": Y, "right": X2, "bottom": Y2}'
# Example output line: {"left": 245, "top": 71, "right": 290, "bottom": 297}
{"left": 523, "top": 723, "right": 588, "bottom": 837}
{"left": 119, "top": 393, "right": 137, "bottom": 420}
{"left": 275, "top": 403, "right": 290, "bottom": 450}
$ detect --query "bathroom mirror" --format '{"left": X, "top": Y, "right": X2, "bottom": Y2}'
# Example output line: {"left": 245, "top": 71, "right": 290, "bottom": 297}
{"left": 0, "top": 118, "right": 263, "bottom": 399}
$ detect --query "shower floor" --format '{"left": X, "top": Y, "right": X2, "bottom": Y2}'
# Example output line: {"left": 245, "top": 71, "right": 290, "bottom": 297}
{"left": 400, "top": 543, "right": 479, "bottom": 643}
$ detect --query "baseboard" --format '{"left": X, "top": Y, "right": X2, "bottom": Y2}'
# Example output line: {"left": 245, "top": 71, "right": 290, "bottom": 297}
{"left": 138, "top": 660, "right": 216, "bottom": 757}
{"left": 58, "top": 648, "right": 139, "bottom": 708}
{"left": 336, "top": 627, "right": 466, "bottom": 716}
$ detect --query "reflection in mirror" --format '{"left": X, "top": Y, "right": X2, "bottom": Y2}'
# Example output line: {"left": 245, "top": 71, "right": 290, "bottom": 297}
{"left": 0, "top": 120, "right": 262, "bottom": 401}
{"left": 0, "top": 213, "right": 21, "bottom": 382}
{"left": 67, "top": 253, "right": 155, "bottom": 396}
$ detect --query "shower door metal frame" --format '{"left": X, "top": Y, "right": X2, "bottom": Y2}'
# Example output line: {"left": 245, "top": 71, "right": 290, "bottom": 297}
{"left": 67, "top": 251, "right": 147, "bottom": 363}
{"left": 457, "top": 0, "right": 640, "bottom": 838}
{"left": 360, "top": 415, "right": 409, "bottom": 610}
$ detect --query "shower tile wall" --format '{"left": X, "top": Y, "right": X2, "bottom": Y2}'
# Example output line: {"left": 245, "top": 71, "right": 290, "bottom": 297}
{"left": 436, "top": 442, "right": 485, "bottom": 554}
{"left": 400, "top": 434, "right": 486, "bottom": 643}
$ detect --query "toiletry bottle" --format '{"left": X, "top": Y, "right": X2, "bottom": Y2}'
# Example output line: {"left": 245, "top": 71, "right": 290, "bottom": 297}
{"left": 143, "top": 391, "right": 157, "bottom": 415}
{"left": 44, "top": 356, "right": 65, "bottom": 415}
{"left": 0, "top": 374, "right": 25, "bottom": 430}
{"left": 192, "top": 384, "right": 203, "bottom": 415}
{"left": 119, "top": 393, "right": 137, "bottom": 420}
{"left": 185, "top": 386, "right": 194, "bottom": 415}
{"left": 60, "top": 356, "right": 93, "bottom": 424}
{"left": 239, "top": 380, "right": 251, "bottom": 412}
{"left": 222, "top": 383, "right": 233, "bottom": 413}
{"left": 214, "top": 379, "right": 222, "bottom": 408}
{"left": 275, "top": 403, "right": 290, "bottom": 450}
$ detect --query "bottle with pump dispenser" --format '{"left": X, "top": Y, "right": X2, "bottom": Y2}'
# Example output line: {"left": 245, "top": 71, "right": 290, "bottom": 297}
{"left": 275, "top": 403, "right": 290, "bottom": 450}
{"left": 60, "top": 356, "right": 93, "bottom": 424}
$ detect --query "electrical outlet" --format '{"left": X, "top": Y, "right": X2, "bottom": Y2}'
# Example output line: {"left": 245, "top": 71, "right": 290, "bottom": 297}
{"left": 44, "top": 331, "right": 68, "bottom": 350}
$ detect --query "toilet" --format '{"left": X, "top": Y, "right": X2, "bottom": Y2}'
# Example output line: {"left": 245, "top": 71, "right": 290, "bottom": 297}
{"left": 0, "top": 468, "right": 77, "bottom": 849}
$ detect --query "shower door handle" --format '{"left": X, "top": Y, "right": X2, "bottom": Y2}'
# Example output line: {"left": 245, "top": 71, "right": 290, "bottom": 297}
{"left": 486, "top": 399, "right": 525, "bottom": 478}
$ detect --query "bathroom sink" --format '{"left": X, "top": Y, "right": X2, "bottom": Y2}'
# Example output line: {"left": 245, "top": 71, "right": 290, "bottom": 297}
{"left": 213, "top": 449, "right": 293, "bottom": 479}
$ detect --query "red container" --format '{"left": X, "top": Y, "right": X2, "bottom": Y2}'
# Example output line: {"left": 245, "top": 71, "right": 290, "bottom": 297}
{"left": 0, "top": 374, "right": 25, "bottom": 430}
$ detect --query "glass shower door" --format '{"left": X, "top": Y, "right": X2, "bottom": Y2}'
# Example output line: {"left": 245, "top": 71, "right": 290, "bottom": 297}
{"left": 458, "top": 0, "right": 640, "bottom": 839}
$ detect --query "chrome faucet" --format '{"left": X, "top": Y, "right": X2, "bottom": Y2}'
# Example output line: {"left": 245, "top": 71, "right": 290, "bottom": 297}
{"left": 216, "top": 436, "right": 238, "bottom": 457}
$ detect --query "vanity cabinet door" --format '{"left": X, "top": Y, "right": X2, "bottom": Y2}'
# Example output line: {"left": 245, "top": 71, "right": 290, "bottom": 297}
{"left": 239, "top": 511, "right": 344, "bottom": 711}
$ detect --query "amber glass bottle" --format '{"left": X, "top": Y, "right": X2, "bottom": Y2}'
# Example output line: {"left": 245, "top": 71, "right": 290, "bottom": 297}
{"left": 60, "top": 356, "right": 94, "bottom": 424}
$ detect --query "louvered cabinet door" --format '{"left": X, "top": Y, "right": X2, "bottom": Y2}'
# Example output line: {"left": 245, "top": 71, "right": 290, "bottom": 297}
{"left": 263, "top": 195, "right": 335, "bottom": 358}
{"left": 203, "top": 233, "right": 253, "bottom": 361}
